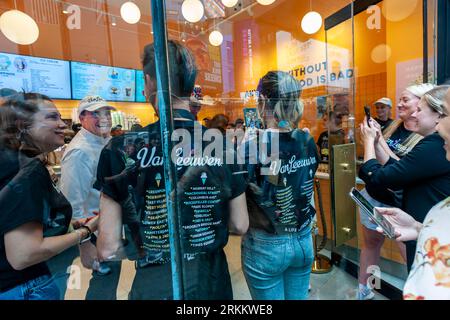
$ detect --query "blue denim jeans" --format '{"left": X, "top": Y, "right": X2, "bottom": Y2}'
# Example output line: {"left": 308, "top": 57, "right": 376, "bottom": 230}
{"left": 0, "top": 274, "right": 60, "bottom": 300}
{"left": 242, "top": 226, "right": 314, "bottom": 300}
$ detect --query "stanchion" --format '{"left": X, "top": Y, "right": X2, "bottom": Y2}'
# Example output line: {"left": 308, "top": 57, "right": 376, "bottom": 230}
{"left": 311, "top": 222, "right": 332, "bottom": 273}
{"left": 311, "top": 179, "right": 332, "bottom": 274}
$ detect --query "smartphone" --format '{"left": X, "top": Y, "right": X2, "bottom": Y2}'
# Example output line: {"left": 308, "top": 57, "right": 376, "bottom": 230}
{"left": 364, "top": 105, "right": 371, "bottom": 127}
{"left": 349, "top": 188, "right": 396, "bottom": 239}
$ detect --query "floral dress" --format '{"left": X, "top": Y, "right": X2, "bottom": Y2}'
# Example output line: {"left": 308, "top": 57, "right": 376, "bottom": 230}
{"left": 403, "top": 198, "right": 450, "bottom": 300}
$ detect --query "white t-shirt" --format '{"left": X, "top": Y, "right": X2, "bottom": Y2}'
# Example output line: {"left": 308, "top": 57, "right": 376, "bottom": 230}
{"left": 403, "top": 198, "right": 450, "bottom": 300}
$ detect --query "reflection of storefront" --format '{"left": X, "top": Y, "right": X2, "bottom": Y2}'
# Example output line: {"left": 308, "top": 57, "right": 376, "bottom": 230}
{"left": 1, "top": 0, "right": 449, "bottom": 300}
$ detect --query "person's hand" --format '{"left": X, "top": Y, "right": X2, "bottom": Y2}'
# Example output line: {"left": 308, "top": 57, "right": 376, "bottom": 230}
{"left": 84, "top": 216, "right": 99, "bottom": 234}
{"left": 360, "top": 117, "right": 379, "bottom": 143}
{"left": 370, "top": 119, "right": 382, "bottom": 144}
{"left": 71, "top": 218, "right": 87, "bottom": 229}
{"left": 374, "top": 207, "right": 422, "bottom": 242}
{"left": 302, "top": 127, "right": 311, "bottom": 134}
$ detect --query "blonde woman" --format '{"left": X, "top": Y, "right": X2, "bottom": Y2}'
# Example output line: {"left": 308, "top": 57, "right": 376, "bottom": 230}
{"left": 360, "top": 85, "right": 450, "bottom": 278}
{"left": 357, "top": 84, "right": 433, "bottom": 300}
{"left": 241, "top": 71, "right": 320, "bottom": 300}
{"left": 375, "top": 86, "right": 450, "bottom": 300}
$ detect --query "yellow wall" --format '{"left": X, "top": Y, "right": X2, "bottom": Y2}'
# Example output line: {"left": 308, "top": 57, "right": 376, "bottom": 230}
{"left": 54, "top": 100, "right": 157, "bottom": 127}
{"left": 386, "top": 2, "right": 424, "bottom": 105}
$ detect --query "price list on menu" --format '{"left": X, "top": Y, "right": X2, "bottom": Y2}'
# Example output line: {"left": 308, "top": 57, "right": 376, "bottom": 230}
{"left": 0, "top": 53, "right": 71, "bottom": 99}
{"left": 71, "top": 62, "right": 136, "bottom": 101}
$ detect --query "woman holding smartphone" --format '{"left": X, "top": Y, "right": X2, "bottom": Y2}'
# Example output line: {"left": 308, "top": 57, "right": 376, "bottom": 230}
{"left": 357, "top": 84, "right": 433, "bottom": 300}
{"left": 375, "top": 86, "right": 450, "bottom": 300}
{"left": 359, "top": 85, "right": 450, "bottom": 277}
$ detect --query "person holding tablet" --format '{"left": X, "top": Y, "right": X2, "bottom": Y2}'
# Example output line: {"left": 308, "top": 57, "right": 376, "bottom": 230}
{"left": 359, "top": 85, "right": 450, "bottom": 275}
{"left": 357, "top": 84, "right": 429, "bottom": 300}
{"left": 375, "top": 86, "right": 450, "bottom": 300}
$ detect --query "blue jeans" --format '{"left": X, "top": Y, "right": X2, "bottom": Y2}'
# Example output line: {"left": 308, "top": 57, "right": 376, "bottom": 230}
{"left": 242, "top": 226, "right": 314, "bottom": 300}
{"left": 0, "top": 275, "right": 60, "bottom": 300}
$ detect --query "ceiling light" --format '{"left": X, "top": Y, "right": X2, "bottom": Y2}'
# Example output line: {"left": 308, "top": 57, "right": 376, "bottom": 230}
{"left": 209, "top": 30, "right": 223, "bottom": 46}
{"left": 256, "top": 0, "right": 276, "bottom": 5}
{"left": 221, "top": 0, "right": 239, "bottom": 8}
{"left": 181, "top": 0, "right": 204, "bottom": 23}
{"left": 301, "top": 11, "right": 322, "bottom": 34}
{"left": 0, "top": 10, "right": 39, "bottom": 45}
{"left": 120, "top": 1, "right": 141, "bottom": 24}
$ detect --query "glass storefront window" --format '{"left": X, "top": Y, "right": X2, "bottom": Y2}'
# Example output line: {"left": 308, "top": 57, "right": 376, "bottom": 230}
{"left": 0, "top": 0, "right": 446, "bottom": 301}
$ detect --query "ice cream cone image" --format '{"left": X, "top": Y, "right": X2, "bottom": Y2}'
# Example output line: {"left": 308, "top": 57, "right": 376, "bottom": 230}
{"left": 155, "top": 173, "right": 162, "bottom": 187}
{"left": 201, "top": 172, "right": 208, "bottom": 185}
{"left": 283, "top": 177, "right": 287, "bottom": 187}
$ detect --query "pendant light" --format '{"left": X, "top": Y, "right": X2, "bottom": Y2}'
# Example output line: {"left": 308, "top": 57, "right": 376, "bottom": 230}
{"left": 120, "top": 1, "right": 141, "bottom": 24}
{"left": 181, "top": 0, "right": 204, "bottom": 23}
{"left": 301, "top": 1, "right": 322, "bottom": 34}
{"left": 209, "top": 30, "right": 223, "bottom": 46}
{"left": 256, "top": 0, "right": 276, "bottom": 5}
{"left": 221, "top": 0, "right": 239, "bottom": 8}
{"left": 0, "top": 1, "right": 39, "bottom": 45}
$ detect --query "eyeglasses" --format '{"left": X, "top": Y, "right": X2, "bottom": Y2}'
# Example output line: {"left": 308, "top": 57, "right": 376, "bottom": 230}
{"left": 84, "top": 110, "right": 111, "bottom": 118}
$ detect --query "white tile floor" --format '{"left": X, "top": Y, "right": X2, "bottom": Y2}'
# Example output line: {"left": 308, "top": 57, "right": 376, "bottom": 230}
{"left": 64, "top": 235, "right": 387, "bottom": 300}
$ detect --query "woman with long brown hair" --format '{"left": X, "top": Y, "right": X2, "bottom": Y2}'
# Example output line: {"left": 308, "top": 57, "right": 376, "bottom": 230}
{"left": 0, "top": 93, "right": 98, "bottom": 300}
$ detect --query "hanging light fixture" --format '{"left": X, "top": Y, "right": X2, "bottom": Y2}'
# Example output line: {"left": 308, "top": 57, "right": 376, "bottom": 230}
{"left": 0, "top": 9, "right": 39, "bottom": 45}
{"left": 256, "top": 0, "right": 276, "bottom": 5}
{"left": 301, "top": 11, "right": 322, "bottom": 34}
{"left": 120, "top": 1, "right": 141, "bottom": 24}
{"left": 181, "top": 0, "right": 204, "bottom": 23}
{"left": 221, "top": 0, "right": 239, "bottom": 8}
{"left": 209, "top": 30, "right": 223, "bottom": 46}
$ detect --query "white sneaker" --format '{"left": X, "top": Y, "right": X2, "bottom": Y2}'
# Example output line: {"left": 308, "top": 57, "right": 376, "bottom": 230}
{"left": 357, "top": 284, "right": 375, "bottom": 300}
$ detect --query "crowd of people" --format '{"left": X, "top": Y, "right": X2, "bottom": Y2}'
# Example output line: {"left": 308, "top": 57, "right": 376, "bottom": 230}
{"left": 0, "top": 40, "right": 449, "bottom": 301}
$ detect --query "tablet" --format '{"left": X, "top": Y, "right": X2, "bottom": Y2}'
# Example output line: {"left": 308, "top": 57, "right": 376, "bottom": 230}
{"left": 349, "top": 187, "right": 396, "bottom": 239}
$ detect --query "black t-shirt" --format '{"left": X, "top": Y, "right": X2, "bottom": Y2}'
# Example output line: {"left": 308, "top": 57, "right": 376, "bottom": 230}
{"left": 316, "top": 131, "right": 329, "bottom": 163}
{"left": 316, "top": 129, "right": 344, "bottom": 163}
{"left": 0, "top": 150, "right": 72, "bottom": 292}
{"left": 385, "top": 123, "right": 415, "bottom": 156}
{"left": 244, "top": 129, "right": 320, "bottom": 234}
{"left": 375, "top": 118, "right": 393, "bottom": 131}
{"left": 359, "top": 133, "right": 450, "bottom": 269}
{"left": 95, "top": 111, "right": 246, "bottom": 299}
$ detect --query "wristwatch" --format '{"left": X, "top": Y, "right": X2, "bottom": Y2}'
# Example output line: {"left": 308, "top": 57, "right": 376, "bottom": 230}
{"left": 78, "top": 225, "right": 92, "bottom": 244}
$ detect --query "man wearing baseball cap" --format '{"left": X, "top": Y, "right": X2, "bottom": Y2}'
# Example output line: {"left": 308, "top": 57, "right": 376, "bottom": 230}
{"left": 60, "top": 95, "right": 121, "bottom": 299}
{"left": 374, "top": 97, "right": 393, "bottom": 130}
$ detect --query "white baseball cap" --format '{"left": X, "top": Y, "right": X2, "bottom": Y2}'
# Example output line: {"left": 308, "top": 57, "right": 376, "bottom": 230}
{"left": 78, "top": 95, "right": 115, "bottom": 118}
{"left": 374, "top": 97, "right": 392, "bottom": 108}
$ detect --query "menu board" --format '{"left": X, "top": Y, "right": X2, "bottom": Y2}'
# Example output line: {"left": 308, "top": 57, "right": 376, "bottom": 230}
{"left": 71, "top": 62, "right": 136, "bottom": 101}
{"left": 0, "top": 53, "right": 71, "bottom": 99}
{"left": 136, "top": 70, "right": 146, "bottom": 102}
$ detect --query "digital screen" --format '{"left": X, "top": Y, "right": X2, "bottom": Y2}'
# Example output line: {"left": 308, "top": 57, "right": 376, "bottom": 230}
{"left": 136, "top": 70, "right": 146, "bottom": 103}
{"left": 71, "top": 62, "right": 136, "bottom": 101}
{"left": 0, "top": 52, "right": 71, "bottom": 99}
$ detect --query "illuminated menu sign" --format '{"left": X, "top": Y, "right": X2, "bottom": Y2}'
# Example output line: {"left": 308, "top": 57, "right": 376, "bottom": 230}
{"left": 71, "top": 62, "right": 136, "bottom": 101}
{"left": 0, "top": 53, "right": 71, "bottom": 99}
{"left": 136, "top": 70, "right": 146, "bottom": 103}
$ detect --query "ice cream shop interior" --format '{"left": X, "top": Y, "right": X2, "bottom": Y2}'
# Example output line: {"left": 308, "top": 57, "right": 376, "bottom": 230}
{"left": 0, "top": 0, "right": 449, "bottom": 300}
